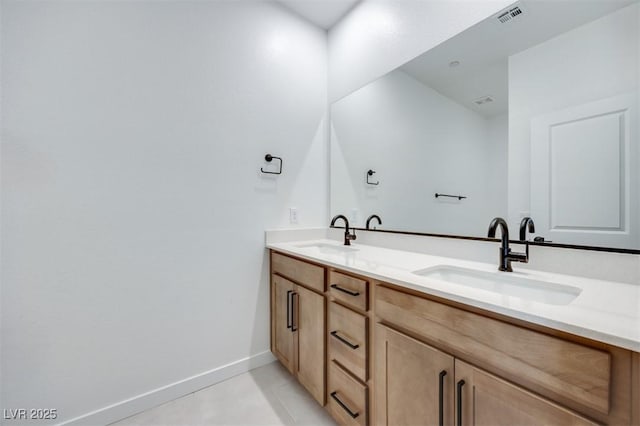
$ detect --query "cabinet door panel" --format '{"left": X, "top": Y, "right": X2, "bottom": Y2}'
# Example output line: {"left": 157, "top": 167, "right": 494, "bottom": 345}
{"left": 375, "top": 285, "right": 611, "bottom": 415}
{"left": 455, "top": 360, "right": 598, "bottom": 426}
{"left": 296, "top": 284, "right": 326, "bottom": 405}
{"left": 272, "top": 274, "right": 295, "bottom": 373}
{"left": 271, "top": 275, "right": 295, "bottom": 373}
{"left": 375, "top": 324, "right": 454, "bottom": 426}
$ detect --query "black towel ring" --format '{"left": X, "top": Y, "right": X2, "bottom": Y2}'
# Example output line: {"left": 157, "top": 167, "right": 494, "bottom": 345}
{"left": 366, "top": 169, "right": 379, "bottom": 185}
{"left": 261, "top": 154, "right": 282, "bottom": 175}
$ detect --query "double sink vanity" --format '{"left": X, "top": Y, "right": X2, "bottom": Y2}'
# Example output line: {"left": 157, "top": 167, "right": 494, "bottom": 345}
{"left": 267, "top": 233, "right": 639, "bottom": 426}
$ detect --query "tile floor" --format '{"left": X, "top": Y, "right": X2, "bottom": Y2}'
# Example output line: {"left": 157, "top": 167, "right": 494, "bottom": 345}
{"left": 110, "top": 362, "right": 336, "bottom": 425}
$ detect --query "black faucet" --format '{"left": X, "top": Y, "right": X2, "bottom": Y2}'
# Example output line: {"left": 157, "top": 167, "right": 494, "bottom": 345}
{"left": 487, "top": 217, "right": 529, "bottom": 272}
{"left": 519, "top": 217, "right": 535, "bottom": 241}
{"left": 330, "top": 214, "right": 357, "bottom": 246}
{"left": 365, "top": 214, "right": 382, "bottom": 230}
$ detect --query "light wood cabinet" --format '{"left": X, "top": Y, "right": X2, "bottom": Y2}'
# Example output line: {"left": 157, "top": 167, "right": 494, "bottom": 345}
{"left": 269, "top": 250, "right": 639, "bottom": 425}
{"left": 329, "top": 270, "right": 368, "bottom": 311}
{"left": 270, "top": 252, "right": 326, "bottom": 405}
{"left": 272, "top": 252, "right": 325, "bottom": 292}
{"left": 375, "top": 324, "right": 454, "bottom": 426}
{"left": 272, "top": 274, "right": 295, "bottom": 374}
{"left": 329, "top": 301, "right": 368, "bottom": 381}
{"left": 375, "top": 284, "right": 613, "bottom": 418}
{"left": 374, "top": 282, "right": 636, "bottom": 425}
{"left": 375, "top": 323, "right": 597, "bottom": 426}
{"left": 454, "top": 360, "right": 597, "bottom": 426}
{"left": 328, "top": 361, "right": 368, "bottom": 426}
{"left": 327, "top": 269, "right": 373, "bottom": 425}
{"left": 296, "top": 284, "right": 326, "bottom": 404}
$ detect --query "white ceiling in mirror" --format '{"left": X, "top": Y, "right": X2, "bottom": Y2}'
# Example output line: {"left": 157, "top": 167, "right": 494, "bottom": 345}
{"left": 277, "top": 0, "right": 360, "bottom": 29}
{"left": 401, "top": 0, "right": 637, "bottom": 118}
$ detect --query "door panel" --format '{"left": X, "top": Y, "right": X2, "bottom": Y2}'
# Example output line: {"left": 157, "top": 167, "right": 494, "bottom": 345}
{"left": 375, "top": 324, "right": 454, "bottom": 426}
{"left": 530, "top": 93, "right": 638, "bottom": 248}
{"left": 455, "top": 360, "right": 597, "bottom": 426}
{"left": 271, "top": 274, "right": 295, "bottom": 374}
{"left": 296, "top": 284, "right": 326, "bottom": 405}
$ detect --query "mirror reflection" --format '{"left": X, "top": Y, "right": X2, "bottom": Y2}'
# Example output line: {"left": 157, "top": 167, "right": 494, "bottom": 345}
{"left": 330, "top": 0, "right": 639, "bottom": 250}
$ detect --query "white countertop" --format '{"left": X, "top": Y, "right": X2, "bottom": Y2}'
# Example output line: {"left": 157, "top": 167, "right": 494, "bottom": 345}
{"left": 267, "top": 238, "right": 640, "bottom": 352}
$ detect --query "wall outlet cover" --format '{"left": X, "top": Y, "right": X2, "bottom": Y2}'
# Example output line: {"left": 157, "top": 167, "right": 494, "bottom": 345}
{"left": 289, "top": 207, "right": 299, "bottom": 224}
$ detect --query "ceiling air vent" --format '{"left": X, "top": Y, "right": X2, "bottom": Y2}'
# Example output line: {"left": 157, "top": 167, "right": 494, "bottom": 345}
{"left": 497, "top": 5, "right": 524, "bottom": 23}
{"left": 473, "top": 95, "right": 494, "bottom": 106}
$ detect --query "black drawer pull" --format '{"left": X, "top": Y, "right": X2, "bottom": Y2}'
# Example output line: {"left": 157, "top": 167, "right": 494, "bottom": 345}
{"left": 330, "top": 391, "right": 359, "bottom": 419}
{"left": 286, "top": 290, "right": 292, "bottom": 329}
{"left": 330, "top": 331, "right": 360, "bottom": 349}
{"left": 456, "top": 379, "right": 465, "bottom": 426}
{"left": 330, "top": 284, "right": 360, "bottom": 296}
{"left": 438, "top": 370, "right": 447, "bottom": 426}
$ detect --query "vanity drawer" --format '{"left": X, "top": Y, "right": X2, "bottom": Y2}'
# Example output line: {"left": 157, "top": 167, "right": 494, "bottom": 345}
{"left": 329, "top": 271, "right": 368, "bottom": 311}
{"left": 375, "top": 285, "right": 611, "bottom": 416}
{"left": 329, "top": 302, "right": 368, "bottom": 382}
{"left": 271, "top": 252, "right": 325, "bottom": 293}
{"left": 328, "top": 361, "right": 367, "bottom": 426}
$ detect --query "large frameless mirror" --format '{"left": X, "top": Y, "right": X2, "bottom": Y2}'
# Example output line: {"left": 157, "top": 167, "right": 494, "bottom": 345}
{"left": 330, "top": 0, "right": 640, "bottom": 252}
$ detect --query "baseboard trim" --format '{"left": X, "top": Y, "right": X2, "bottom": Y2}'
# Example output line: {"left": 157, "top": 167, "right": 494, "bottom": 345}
{"left": 58, "top": 351, "right": 276, "bottom": 426}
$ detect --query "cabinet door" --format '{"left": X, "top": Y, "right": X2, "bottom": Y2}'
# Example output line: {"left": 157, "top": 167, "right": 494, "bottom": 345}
{"left": 454, "top": 360, "right": 598, "bottom": 426}
{"left": 375, "top": 324, "right": 454, "bottom": 426}
{"left": 295, "top": 284, "right": 326, "bottom": 405}
{"left": 271, "top": 274, "right": 295, "bottom": 374}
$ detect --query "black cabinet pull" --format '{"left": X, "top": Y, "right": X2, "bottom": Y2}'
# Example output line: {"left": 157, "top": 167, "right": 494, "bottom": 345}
{"left": 330, "top": 284, "right": 360, "bottom": 297}
{"left": 286, "top": 290, "right": 292, "bottom": 329}
{"left": 330, "top": 331, "right": 359, "bottom": 349}
{"left": 291, "top": 292, "right": 298, "bottom": 332}
{"left": 456, "top": 379, "right": 465, "bottom": 426}
{"left": 330, "top": 391, "right": 359, "bottom": 419}
{"left": 439, "top": 370, "right": 447, "bottom": 426}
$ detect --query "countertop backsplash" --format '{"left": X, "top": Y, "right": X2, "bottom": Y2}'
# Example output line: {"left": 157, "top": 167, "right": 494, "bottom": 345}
{"left": 267, "top": 227, "right": 639, "bottom": 285}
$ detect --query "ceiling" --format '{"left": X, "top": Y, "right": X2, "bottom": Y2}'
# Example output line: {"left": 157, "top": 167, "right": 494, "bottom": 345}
{"left": 277, "top": 0, "right": 360, "bottom": 30}
{"left": 400, "top": 0, "right": 637, "bottom": 118}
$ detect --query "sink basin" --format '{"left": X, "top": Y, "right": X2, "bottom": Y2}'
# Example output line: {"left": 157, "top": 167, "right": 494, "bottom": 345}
{"left": 412, "top": 265, "right": 582, "bottom": 305}
{"left": 295, "top": 242, "right": 359, "bottom": 254}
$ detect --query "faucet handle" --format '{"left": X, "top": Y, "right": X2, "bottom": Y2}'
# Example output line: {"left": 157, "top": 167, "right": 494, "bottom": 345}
{"left": 509, "top": 242, "right": 530, "bottom": 264}
{"left": 347, "top": 229, "right": 357, "bottom": 241}
{"left": 510, "top": 251, "right": 528, "bottom": 263}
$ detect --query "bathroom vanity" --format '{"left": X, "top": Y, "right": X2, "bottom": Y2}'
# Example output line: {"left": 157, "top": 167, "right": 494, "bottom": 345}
{"left": 268, "top": 239, "right": 640, "bottom": 426}
{"left": 268, "top": 1, "right": 640, "bottom": 423}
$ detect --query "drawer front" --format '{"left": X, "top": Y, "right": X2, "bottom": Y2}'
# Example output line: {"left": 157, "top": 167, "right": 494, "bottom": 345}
{"left": 375, "top": 285, "right": 611, "bottom": 415}
{"left": 329, "top": 270, "right": 368, "bottom": 311}
{"left": 328, "top": 361, "right": 367, "bottom": 426}
{"left": 272, "top": 252, "right": 325, "bottom": 293}
{"left": 329, "top": 302, "right": 368, "bottom": 382}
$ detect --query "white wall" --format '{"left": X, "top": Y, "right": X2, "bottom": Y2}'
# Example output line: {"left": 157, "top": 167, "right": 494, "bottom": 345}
{"left": 331, "top": 69, "right": 508, "bottom": 235}
{"left": 487, "top": 113, "right": 509, "bottom": 219}
{"left": 0, "top": 1, "right": 326, "bottom": 424}
{"left": 508, "top": 3, "right": 639, "bottom": 232}
{"left": 327, "top": 0, "right": 514, "bottom": 102}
